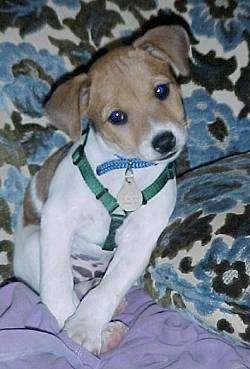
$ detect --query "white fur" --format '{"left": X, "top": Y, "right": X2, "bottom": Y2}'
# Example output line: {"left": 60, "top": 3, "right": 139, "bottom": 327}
{"left": 30, "top": 173, "right": 43, "bottom": 214}
{"left": 14, "top": 125, "right": 178, "bottom": 354}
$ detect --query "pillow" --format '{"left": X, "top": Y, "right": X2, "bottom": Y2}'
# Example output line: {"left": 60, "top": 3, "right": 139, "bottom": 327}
{"left": 144, "top": 153, "right": 250, "bottom": 345}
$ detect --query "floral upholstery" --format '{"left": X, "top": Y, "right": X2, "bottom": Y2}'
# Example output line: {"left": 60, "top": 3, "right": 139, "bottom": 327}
{"left": 0, "top": 0, "right": 249, "bottom": 345}
{"left": 145, "top": 153, "right": 250, "bottom": 345}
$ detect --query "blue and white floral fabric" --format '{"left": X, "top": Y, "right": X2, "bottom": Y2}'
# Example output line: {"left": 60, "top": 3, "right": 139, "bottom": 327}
{"left": 0, "top": 0, "right": 249, "bottom": 345}
{"left": 145, "top": 153, "right": 250, "bottom": 345}
{"left": 185, "top": 89, "right": 250, "bottom": 167}
{"left": 188, "top": 0, "right": 250, "bottom": 52}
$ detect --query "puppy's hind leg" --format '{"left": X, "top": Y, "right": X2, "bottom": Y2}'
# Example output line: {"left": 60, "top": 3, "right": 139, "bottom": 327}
{"left": 13, "top": 219, "right": 41, "bottom": 293}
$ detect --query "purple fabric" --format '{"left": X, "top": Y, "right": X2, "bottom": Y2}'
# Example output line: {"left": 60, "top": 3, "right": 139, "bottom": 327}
{"left": 0, "top": 282, "right": 249, "bottom": 369}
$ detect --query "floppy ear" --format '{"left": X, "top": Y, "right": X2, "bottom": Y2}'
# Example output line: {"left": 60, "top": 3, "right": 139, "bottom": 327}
{"left": 45, "top": 74, "right": 90, "bottom": 141}
{"left": 133, "top": 25, "right": 190, "bottom": 77}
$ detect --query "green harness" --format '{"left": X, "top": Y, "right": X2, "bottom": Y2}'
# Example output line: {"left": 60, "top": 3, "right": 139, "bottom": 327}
{"left": 72, "top": 139, "right": 176, "bottom": 251}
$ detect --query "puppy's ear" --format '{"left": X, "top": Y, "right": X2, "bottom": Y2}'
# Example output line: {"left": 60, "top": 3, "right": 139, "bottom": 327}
{"left": 133, "top": 25, "right": 190, "bottom": 77}
{"left": 45, "top": 74, "right": 90, "bottom": 141}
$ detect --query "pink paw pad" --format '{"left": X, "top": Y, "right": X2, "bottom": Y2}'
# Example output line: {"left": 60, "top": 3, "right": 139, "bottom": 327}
{"left": 101, "top": 321, "right": 128, "bottom": 353}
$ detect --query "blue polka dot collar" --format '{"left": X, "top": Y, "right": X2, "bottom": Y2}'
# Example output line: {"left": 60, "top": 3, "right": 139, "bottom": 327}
{"left": 96, "top": 155, "right": 157, "bottom": 176}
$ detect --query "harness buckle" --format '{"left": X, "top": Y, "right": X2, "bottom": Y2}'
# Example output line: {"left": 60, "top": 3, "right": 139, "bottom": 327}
{"left": 72, "top": 145, "right": 84, "bottom": 166}
{"left": 96, "top": 188, "right": 108, "bottom": 200}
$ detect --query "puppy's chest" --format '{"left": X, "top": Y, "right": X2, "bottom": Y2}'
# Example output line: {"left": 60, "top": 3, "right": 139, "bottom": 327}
{"left": 74, "top": 205, "right": 110, "bottom": 244}
{"left": 71, "top": 169, "right": 124, "bottom": 247}
{"left": 70, "top": 199, "right": 114, "bottom": 282}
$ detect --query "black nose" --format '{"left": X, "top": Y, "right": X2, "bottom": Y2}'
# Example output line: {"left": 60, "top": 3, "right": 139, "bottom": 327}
{"left": 152, "top": 132, "right": 176, "bottom": 154}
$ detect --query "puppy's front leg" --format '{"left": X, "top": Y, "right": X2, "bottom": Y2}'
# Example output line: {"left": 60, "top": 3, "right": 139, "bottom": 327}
{"left": 40, "top": 199, "right": 79, "bottom": 328}
{"left": 65, "top": 200, "right": 170, "bottom": 354}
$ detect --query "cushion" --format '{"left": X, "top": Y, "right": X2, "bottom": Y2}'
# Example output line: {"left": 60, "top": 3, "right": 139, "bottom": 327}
{"left": 145, "top": 153, "right": 250, "bottom": 345}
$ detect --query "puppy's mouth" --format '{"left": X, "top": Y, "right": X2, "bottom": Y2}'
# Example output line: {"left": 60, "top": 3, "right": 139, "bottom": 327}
{"left": 155, "top": 151, "right": 177, "bottom": 162}
{"left": 136, "top": 147, "right": 180, "bottom": 164}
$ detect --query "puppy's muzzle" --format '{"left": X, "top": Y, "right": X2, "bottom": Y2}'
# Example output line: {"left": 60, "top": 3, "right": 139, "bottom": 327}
{"left": 151, "top": 131, "right": 176, "bottom": 156}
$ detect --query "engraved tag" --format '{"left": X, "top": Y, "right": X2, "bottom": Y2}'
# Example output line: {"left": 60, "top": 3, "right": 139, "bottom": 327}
{"left": 117, "top": 168, "right": 143, "bottom": 212}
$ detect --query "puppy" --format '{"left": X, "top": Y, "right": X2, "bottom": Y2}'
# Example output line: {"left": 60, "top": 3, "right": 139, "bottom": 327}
{"left": 14, "top": 25, "right": 190, "bottom": 355}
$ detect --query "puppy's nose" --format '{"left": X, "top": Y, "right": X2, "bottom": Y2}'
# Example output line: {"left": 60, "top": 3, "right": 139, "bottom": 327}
{"left": 152, "top": 131, "right": 176, "bottom": 154}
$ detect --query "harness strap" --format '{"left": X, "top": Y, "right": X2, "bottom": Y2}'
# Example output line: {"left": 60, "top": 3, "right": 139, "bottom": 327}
{"left": 72, "top": 140, "right": 176, "bottom": 251}
{"left": 142, "top": 161, "right": 176, "bottom": 204}
{"left": 72, "top": 144, "right": 119, "bottom": 214}
{"left": 73, "top": 145, "right": 128, "bottom": 251}
{"left": 102, "top": 212, "right": 127, "bottom": 251}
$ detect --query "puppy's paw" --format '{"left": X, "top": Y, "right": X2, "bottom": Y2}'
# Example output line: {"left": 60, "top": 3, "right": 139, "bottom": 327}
{"left": 64, "top": 315, "right": 102, "bottom": 355}
{"left": 101, "top": 321, "right": 128, "bottom": 353}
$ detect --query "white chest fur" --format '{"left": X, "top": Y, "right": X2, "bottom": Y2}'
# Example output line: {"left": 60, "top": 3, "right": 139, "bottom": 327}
{"left": 45, "top": 128, "right": 176, "bottom": 282}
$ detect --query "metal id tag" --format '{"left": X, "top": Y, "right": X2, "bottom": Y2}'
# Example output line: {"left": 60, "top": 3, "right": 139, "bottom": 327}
{"left": 117, "top": 168, "right": 143, "bottom": 212}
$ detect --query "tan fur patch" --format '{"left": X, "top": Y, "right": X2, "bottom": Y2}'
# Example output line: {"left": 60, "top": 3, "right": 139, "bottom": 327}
{"left": 23, "top": 142, "right": 73, "bottom": 227}
{"left": 36, "top": 142, "right": 73, "bottom": 202}
{"left": 45, "top": 26, "right": 189, "bottom": 153}
{"left": 87, "top": 47, "right": 186, "bottom": 156}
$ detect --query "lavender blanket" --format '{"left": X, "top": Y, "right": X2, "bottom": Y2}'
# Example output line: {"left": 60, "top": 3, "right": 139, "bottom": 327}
{"left": 0, "top": 282, "right": 249, "bottom": 369}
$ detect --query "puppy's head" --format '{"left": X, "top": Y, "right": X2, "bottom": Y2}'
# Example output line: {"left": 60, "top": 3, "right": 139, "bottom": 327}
{"left": 45, "top": 25, "right": 190, "bottom": 163}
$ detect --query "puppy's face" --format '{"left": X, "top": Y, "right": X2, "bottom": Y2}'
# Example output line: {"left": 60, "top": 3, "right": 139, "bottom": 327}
{"left": 46, "top": 26, "right": 189, "bottom": 163}
{"left": 87, "top": 47, "right": 186, "bottom": 162}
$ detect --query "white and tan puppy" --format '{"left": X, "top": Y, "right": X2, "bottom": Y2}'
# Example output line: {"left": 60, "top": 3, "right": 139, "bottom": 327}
{"left": 14, "top": 26, "right": 189, "bottom": 355}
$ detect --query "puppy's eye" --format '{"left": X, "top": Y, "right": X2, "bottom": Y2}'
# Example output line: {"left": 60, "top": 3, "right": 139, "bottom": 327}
{"left": 108, "top": 110, "right": 128, "bottom": 125}
{"left": 154, "top": 83, "right": 170, "bottom": 101}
